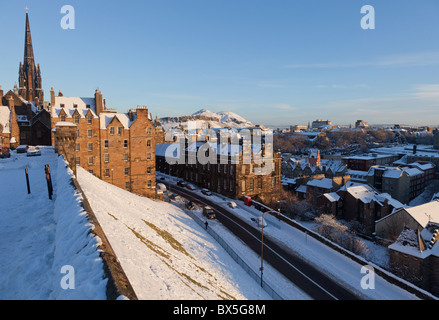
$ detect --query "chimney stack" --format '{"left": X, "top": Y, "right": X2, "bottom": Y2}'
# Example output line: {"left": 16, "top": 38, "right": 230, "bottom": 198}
{"left": 95, "top": 90, "right": 103, "bottom": 116}
{"left": 50, "top": 88, "right": 55, "bottom": 106}
{"left": 8, "top": 96, "right": 15, "bottom": 110}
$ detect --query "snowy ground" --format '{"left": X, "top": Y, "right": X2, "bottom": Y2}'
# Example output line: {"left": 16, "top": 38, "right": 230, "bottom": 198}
{"left": 0, "top": 148, "right": 106, "bottom": 299}
{"left": 77, "top": 168, "right": 283, "bottom": 300}
{"left": 0, "top": 148, "right": 434, "bottom": 300}
{"left": 157, "top": 172, "right": 433, "bottom": 300}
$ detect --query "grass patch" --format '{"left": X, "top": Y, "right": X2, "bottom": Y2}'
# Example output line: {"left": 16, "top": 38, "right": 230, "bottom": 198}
{"left": 142, "top": 219, "right": 192, "bottom": 258}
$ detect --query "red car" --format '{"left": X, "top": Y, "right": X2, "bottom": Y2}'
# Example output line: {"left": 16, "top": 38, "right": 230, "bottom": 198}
{"left": 0, "top": 147, "right": 11, "bottom": 158}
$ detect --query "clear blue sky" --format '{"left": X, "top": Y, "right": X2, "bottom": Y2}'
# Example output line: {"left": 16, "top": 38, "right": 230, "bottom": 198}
{"left": 1, "top": 0, "right": 439, "bottom": 127}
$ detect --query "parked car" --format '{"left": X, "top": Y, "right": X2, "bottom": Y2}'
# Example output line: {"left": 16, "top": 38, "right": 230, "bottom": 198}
{"left": 202, "top": 206, "right": 216, "bottom": 220}
{"left": 169, "top": 193, "right": 181, "bottom": 201}
{"left": 185, "top": 200, "right": 195, "bottom": 210}
{"left": 16, "top": 145, "right": 29, "bottom": 153}
{"left": 228, "top": 201, "right": 237, "bottom": 209}
{"left": 0, "top": 147, "right": 11, "bottom": 158}
{"left": 177, "top": 180, "right": 187, "bottom": 187}
{"left": 156, "top": 183, "right": 167, "bottom": 192}
{"left": 27, "top": 146, "right": 41, "bottom": 157}
{"left": 186, "top": 184, "right": 195, "bottom": 190}
{"left": 201, "top": 188, "right": 212, "bottom": 196}
{"left": 253, "top": 216, "right": 267, "bottom": 228}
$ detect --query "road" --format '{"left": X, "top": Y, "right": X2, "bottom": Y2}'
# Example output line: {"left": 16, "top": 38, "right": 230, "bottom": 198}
{"left": 171, "top": 184, "right": 361, "bottom": 300}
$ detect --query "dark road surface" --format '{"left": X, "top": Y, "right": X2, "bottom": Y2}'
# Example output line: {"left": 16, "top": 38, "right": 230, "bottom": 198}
{"left": 171, "top": 184, "right": 361, "bottom": 300}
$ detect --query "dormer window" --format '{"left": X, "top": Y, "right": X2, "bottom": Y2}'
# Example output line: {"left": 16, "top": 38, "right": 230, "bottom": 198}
{"left": 60, "top": 104, "right": 65, "bottom": 108}
{"left": 86, "top": 105, "right": 91, "bottom": 109}
{"left": 61, "top": 115, "right": 66, "bottom": 122}
{"left": 73, "top": 104, "right": 78, "bottom": 109}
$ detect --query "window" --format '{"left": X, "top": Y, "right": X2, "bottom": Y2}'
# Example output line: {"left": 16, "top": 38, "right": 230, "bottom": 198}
{"left": 74, "top": 115, "right": 80, "bottom": 124}
{"left": 87, "top": 115, "right": 93, "bottom": 125}
{"left": 86, "top": 104, "right": 91, "bottom": 109}
{"left": 75, "top": 143, "right": 80, "bottom": 152}
{"left": 147, "top": 153, "right": 152, "bottom": 161}
{"left": 147, "top": 127, "right": 152, "bottom": 135}
{"left": 258, "top": 178, "right": 262, "bottom": 189}
{"left": 118, "top": 127, "right": 122, "bottom": 135}
{"left": 88, "top": 169, "right": 93, "bottom": 174}
{"left": 73, "top": 104, "right": 78, "bottom": 109}
{"left": 76, "top": 157, "right": 80, "bottom": 165}
{"left": 104, "top": 169, "right": 110, "bottom": 177}
{"left": 124, "top": 168, "right": 129, "bottom": 176}
{"left": 88, "top": 143, "right": 93, "bottom": 152}
{"left": 88, "top": 129, "right": 92, "bottom": 138}
{"left": 147, "top": 180, "right": 152, "bottom": 188}
{"left": 104, "top": 140, "right": 109, "bottom": 149}
{"left": 242, "top": 180, "right": 246, "bottom": 192}
{"left": 88, "top": 157, "right": 93, "bottom": 165}
{"left": 125, "top": 181, "right": 130, "bottom": 191}
{"left": 61, "top": 115, "right": 66, "bottom": 122}
{"left": 60, "top": 104, "right": 65, "bottom": 108}
{"left": 147, "top": 167, "right": 152, "bottom": 174}
{"left": 147, "top": 140, "right": 151, "bottom": 148}
{"left": 77, "top": 130, "right": 80, "bottom": 138}
{"left": 124, "top": 140, "right": 128, "bottom": 148}
{"left": 249, "top": 179, "right": 254, "bottom": 191}
{"left": 104, "top": 154, "right": 109, "bottom": 163}
{"left": 124, "top": 153, "right": 129, "bottom": 162}
{"left": 110, "top": 127, "right": 115, "bottom": 135}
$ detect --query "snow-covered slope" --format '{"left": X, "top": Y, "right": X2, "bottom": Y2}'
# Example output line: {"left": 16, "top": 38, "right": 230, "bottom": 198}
{"left": 0, "top": 148, "right": 107, "bottom": 299}
{"left": 76, "top": 167, "right": 271, "bottom": 300}
{"left": 160, "top": 109, "right": 256, "bottom": 132}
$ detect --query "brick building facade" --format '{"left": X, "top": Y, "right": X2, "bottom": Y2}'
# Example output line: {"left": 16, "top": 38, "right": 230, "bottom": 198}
{"left": 50, "top": 88, "right": 157, "bottom": 198}
{"left": 156, "top": 132, "right": 282, "bottom": 205}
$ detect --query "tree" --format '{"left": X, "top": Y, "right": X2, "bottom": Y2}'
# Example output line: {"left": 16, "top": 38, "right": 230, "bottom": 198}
{"left": 313, "top": 214, "right": 370, "bottom": 257}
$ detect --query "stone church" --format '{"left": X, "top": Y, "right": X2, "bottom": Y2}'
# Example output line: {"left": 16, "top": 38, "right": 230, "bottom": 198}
{"left": 1, "top": 12, "right": 159, "bottom": 199}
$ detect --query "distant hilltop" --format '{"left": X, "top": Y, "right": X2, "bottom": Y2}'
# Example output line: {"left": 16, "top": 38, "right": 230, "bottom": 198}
{"left": 159, "top": 109, "right": 256, "bottom": 131}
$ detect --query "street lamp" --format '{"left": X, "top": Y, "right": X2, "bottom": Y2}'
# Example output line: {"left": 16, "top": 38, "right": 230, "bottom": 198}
{"left": 260, "top": 210, "right": 278, "bottom": 288}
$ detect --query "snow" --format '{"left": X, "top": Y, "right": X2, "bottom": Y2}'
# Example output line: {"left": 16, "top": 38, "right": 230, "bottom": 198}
{"left": 161, "top": 109, "right": 255, "bottom": 132}
{"left": 76, "top": 168, "right": 278, "bottom": 300}
{"left": 0, "top": 148, "right": 107, "bottom": 299}
{"left": 0, "top": 106, "right": 11, "bottom": 134}
{"left": 157, "top": 173, "right": 431, "bottom": 300}
{"left": 0, "top": 147, "right": 435, "bottom": 300}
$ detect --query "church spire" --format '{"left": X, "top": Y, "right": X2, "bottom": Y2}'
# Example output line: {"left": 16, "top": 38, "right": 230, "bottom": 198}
{"left": 19, "top": 10, "right": 43, "bottom": 103}
{"left": 24, "top": 12, "right": 35, "bottom": 65}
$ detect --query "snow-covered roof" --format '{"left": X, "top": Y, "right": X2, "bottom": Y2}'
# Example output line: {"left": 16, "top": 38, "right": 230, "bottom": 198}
{"left": 404, "top": 200, "right": 439, "bottom": 228}
{"left": 307, "top": 178, "right": 334, "bottom": 189}
{"left": 324, "top": 192, "right": 340, "bottom": 202}
{"left": 0, "top": 106, "right": 11, "bottom": 134}
{"left": 52, "top": 96, "right": 98, "bottom": 119}
{"left": 99, "top": 112, "right": 135, "bottom": 130}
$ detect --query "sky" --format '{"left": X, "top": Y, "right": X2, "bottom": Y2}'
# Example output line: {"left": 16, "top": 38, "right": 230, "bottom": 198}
{"left": 1, "top": 0, "right": 439, "bottom": 127}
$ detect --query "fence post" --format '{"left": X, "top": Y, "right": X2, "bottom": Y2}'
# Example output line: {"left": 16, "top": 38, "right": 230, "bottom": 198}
{"left": 45, "top": 164, "right": 53, "bottom": 200}
{"left": 25, "top": 168, "right": 31, "bottom": 194}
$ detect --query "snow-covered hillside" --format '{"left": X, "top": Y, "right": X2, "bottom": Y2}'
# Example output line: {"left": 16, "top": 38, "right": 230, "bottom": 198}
{"left": 160, "top": 109, "right": 256, "bottom": 132}
{"left": 0, "top": 148, "right": 107, "bottom": 299}
{"left": 76, "top": 167, "right": 274, "bottom": 300}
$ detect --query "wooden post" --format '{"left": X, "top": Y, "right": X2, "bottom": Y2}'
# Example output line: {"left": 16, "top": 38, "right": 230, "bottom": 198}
{"left": 45, "top": 164, "right": 53, "bottom": 200}
{"left": 25, "top": 168, "right": 31, "bottom": 194}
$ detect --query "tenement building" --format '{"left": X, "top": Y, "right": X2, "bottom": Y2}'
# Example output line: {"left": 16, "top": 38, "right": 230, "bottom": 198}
{"left": 156, "top": 128, "right": 282, "bottom": 205}
{"left": 1, "top": 12, "right": 158, "bottom": 199}
{"left": 50, "top": 88, "right": 157, "bottom": 198}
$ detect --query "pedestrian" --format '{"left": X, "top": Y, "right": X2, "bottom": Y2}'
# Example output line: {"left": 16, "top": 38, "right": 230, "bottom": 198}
{"left": 205, "top": 221, "right": 209, "bottom": 230}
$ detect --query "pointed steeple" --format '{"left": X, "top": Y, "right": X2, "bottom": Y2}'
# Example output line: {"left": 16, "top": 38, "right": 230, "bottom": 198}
{"left": 18, "top": 10, "right": 43, "bottom": 103}
{"left": 24, "top": 12, "right": 35, "bottom": 65}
